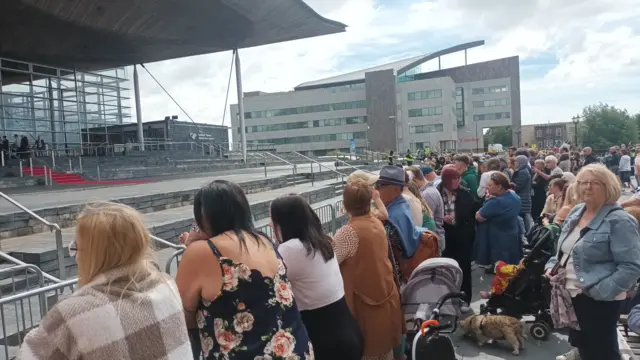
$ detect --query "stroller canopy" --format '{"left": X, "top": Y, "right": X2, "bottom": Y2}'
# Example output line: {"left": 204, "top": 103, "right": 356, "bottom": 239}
{"left": 401, "top": 258, "right": 463, "bottom": 317}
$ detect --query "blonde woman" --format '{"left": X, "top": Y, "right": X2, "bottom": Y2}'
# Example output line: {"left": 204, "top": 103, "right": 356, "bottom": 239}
{"left": 546, "top": 164, "right": 640, "bottom": 360}
{"left": 18, "top": 202, "right": 192, "bottom": 360}
{"left": 407, "top": 182, "right": 437, "bottom": 232}
{"left": 554, "top": 182, "right": 581, "bottom": 224}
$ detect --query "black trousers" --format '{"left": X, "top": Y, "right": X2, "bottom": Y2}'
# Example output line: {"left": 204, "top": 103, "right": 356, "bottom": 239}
{"left": 442, "top": 231, "right": 472, "bottom": 304}
{"left": 300, "top": 297, "right": 364, "bottom": 360}
{"left": 570, "top": 294, "right": 622, "bottom": 360}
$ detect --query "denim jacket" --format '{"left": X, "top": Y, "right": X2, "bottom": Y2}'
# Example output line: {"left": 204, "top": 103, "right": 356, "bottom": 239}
{"left": 545, "top": 203, "right": 640, "bottom": 301}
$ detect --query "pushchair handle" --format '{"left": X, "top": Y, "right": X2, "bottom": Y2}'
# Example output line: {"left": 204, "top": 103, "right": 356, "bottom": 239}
{"left": 434, "top": 291, "right": 466, "bottom": 309}
{"left": 420, "top": 320, "right": 453, "bottom": 336}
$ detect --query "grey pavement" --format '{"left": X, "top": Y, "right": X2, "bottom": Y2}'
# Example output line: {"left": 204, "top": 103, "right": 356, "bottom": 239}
{"left": 452, "top": 268, "right": 572, "bottom": 359}
{"left": 0, "top": 162, "right": 341, "bottom": 214}
{"left": 453, "top": 189, "right": 636, "bottom": 359}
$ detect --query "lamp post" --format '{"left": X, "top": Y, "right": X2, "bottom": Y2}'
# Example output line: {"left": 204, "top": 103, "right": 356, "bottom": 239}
{"left": 366, "top": 125, "right": 370, "bottom": 151}
{"left": 389, "top": 115, "right": 397, "bottom": 153}
{"left": 475, "top": 120, "right": 480, "bottom": 153}
{"left": 406, "top": 121, "right": 411, "bottom": 152}
{"left": 571, "top": 114, "right": 580, "bottom": 147}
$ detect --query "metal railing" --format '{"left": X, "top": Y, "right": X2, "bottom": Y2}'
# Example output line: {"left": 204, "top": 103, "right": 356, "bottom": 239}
{"left": 0, "top": 277, "right": 78, "bottom": 360}
{"left": 163, "top": 201, "right": 345, "bottom": 276}
{"left": 0, "top": 192, "right": 66, "bottom": 280}
{"left": 262, "top": 152, "right": 297, "bottom": 178}
{"left": 292, "top": 151, "right": 347, "bottom": 183}
{"left": 333, "top": 158, "right": 377, "bottom": 175}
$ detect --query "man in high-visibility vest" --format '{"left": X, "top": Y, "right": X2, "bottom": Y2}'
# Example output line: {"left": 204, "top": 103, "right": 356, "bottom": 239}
{"left": 405, "top": 150, "right": 414, "bottom": 166}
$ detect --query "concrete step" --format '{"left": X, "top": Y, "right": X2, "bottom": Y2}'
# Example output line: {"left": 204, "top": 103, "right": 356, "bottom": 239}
{"left": 0, "top": 166, "right": 365, "bottom": 241}
{"left": 0, "top": 178, "right": 343, "bottom": 290}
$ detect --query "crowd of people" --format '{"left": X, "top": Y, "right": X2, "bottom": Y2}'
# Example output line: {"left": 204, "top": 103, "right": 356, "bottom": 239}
{"left": 14, "top": 143, "right": 640, "bottom": 360}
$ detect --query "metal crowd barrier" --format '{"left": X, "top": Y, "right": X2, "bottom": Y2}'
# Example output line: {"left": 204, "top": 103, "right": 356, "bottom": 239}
{"left": 163, "top": 200, "right": 347, "bottom": 276}
{"left": 0, "top": 266, "right": 78, "bottom": 360}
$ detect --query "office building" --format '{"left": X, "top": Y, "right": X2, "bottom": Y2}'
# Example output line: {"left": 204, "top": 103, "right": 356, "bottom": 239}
{"left": 230, "top": 40, "right": 521, "bottom": 155}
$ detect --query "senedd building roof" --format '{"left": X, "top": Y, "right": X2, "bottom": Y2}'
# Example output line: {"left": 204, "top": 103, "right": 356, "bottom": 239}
{"left": 0, "top": 0, "right": 346, "bottom": 71}
{"left": 295, "top": 40, "right": 485, "bottom": 90}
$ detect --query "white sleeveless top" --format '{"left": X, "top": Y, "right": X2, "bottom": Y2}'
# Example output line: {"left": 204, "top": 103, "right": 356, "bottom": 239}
{"left": 278, "top": 238, "right": 345, "bottom": 311}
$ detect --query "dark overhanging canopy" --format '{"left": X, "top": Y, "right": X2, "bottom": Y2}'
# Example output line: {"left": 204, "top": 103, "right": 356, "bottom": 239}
{"left": 0, "top": 0, "right": 347, "bottom": 71}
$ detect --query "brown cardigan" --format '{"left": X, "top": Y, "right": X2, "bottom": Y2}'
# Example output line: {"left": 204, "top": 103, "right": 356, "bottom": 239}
{"left": 339, "top": 214, "right": 403, "bottom": 357}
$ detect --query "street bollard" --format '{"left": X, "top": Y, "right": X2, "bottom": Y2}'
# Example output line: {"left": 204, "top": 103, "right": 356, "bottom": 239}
{"left": 44, "top": 167, "right": 48, "bottom": 186}
{"left": 29, "top": 157, "right": 33, "bottom": 176}
{"left": 49, "top": 168, "right": 53, "bottom": 186}
{"left": 1, "top": 151, "right": 4, "bottom": 167}
{"left": 310, "top": 161, "right": 314, "bottom": 186}
{"left": 264, "top": 161, "right": 267, "bottom": 178}
{"left": 79, "top": 157, "right": 83, "bottom": 173}
{"left": 97, "top": 165, "right": 101, "bottom": 181}
{"left": 69, "top": 158, "right": 72, "bottom": 172}
{"left": 51, "top": 150, "right": 56, "bottom": 168}
{"left": 19, "top": 160, "right": 23, "bottom": 177}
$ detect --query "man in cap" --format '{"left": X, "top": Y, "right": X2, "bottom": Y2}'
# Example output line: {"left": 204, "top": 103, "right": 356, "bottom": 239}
{"left": 375, "top": 166, "right": 428, "bottom": 265}
{"left": 374, "top": 165, "right": 428, "bottom": 359}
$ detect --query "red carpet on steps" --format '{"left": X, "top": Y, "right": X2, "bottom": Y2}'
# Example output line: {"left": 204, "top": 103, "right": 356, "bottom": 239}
{"left": 22, "top": 167, "right": 156, "bottom": 185}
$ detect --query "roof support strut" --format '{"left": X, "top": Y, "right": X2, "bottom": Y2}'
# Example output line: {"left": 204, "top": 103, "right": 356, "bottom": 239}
{"left": 234, "top": 49, "right": 247, "bottom": 163}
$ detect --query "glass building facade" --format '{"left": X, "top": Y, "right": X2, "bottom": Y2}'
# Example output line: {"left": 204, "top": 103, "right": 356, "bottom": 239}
{"left": 0, "top": 57, "right": 132, "bottom": 149}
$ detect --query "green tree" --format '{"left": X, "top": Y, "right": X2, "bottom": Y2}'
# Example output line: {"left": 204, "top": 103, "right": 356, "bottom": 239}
{"left": 581, "top": 103, "right": 638, "bottom": 151}
{"left": 484, "top": 126, "right": 512, "bottom": 147}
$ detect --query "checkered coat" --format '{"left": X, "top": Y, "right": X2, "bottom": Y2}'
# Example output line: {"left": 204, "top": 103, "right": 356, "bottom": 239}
{"left": 18, "top": 265, "right": 193, "bottom": 360}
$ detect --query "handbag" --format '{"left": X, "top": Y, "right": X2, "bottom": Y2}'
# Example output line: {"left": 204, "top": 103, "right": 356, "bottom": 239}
{"left": 397, "top": 230, "right": 439, "bottom": 280}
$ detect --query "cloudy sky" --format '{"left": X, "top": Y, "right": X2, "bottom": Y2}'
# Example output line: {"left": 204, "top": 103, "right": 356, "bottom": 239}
{"left": 132, "top": 0, "right": 640, "bottom": 129}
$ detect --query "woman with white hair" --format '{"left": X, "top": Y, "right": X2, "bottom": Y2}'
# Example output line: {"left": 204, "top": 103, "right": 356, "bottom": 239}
{"left": 546, "top": 164, "right": 640, "bottom": 360}
{"left": 534, "top": 155, "right": 565, "bottom": 181}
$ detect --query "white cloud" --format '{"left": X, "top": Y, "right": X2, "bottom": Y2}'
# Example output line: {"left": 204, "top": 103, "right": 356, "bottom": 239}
{"left": 132, "top": 0, "right": 640, "bottom": 129}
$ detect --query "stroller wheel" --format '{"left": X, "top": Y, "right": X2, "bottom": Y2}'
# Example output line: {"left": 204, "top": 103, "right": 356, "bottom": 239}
{"left": 530, "top": 321, "right": 551, "bottom": 341}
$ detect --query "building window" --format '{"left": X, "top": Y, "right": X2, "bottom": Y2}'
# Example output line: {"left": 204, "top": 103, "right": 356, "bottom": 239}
{"left": 247, "top": 131, "right": 367, "bottom": 145}
{"left": 407, "top": 89, "right": 442, "bottom": 101}
{"left": 325, "top": 83, "right": 365, "bottom": 93}
{"left": 246, "top": 116, "right": 366, "bottom": 133}
{"left": 456, "top": 87, "right": 464, "bottom": 127}
{"left": 556, "top": 128, "right": 562, "bottom": 136}
{"left": 536, "top": 129, "right": 543, "bottom": 137}
{"left": 244, "top": 100, "right": 366, "bottom": 119}
{"left": 409, "top": 124, "right": 444, "bottom": 134}
{"left": 408, "top": 106, "right": 443, "bottom": 118}
{"left": 472, "top": 98, "right": 510, "bottom": 108}
{"left": 471, "top": 85, "right": 509, "bottom": 95}
{"left": 472, "top": 112, "right": 511, "bottom": 121}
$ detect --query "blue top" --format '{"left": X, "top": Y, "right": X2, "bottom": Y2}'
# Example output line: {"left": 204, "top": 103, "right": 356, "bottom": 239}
{"left": 386, "top": 196, "right": 428, "bottom": 258}
{"left": 512, "top": 164, "right": 532, "bottom": 214}
{"left": 197, "top": 241, "right": 312, "bottom": 359}
{"left": 475, "top": 191, "right": 523, "bottom": 265}
{"left": 545, "top": 203, "right": 640, "bottom": 301}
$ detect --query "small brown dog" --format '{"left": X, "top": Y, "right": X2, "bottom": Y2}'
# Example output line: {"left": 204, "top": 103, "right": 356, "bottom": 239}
{"left": 460, "top": 314, "right": 526, "bottom": 355}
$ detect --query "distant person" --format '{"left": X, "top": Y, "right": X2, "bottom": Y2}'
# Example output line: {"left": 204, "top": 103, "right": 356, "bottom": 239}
{"left": 1, "top": 136, "right": 8, "bottom": 155}
{"left": 388, "top": 150, "right": 395, "bottom": 166}
{"left": 405, "top": 150, "right": 414, "bottom": 166}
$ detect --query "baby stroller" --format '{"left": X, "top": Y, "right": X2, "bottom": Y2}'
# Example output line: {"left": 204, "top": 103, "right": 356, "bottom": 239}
{"left": 401, "top": 258, "right": 465, "bottom": 360}
{"left": 479, "top": 223, "right": 561, "bottom": 341}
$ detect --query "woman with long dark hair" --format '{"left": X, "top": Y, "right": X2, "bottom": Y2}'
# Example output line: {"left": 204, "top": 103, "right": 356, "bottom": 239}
{"left": 271, "top": 194, "right": 363, "bottom": 359}
{"left": 175, "top": 180, "right": 313, "bottom": 360}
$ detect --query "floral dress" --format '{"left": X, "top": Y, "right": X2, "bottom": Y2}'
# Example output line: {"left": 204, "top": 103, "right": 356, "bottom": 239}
{"left": 197, "top": 240, "right": 313, "bottom": 360}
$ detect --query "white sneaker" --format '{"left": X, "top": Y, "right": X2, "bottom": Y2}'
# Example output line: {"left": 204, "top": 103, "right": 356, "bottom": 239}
{"left": 556, "top": 348, "right": 580, "bottom": 360}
